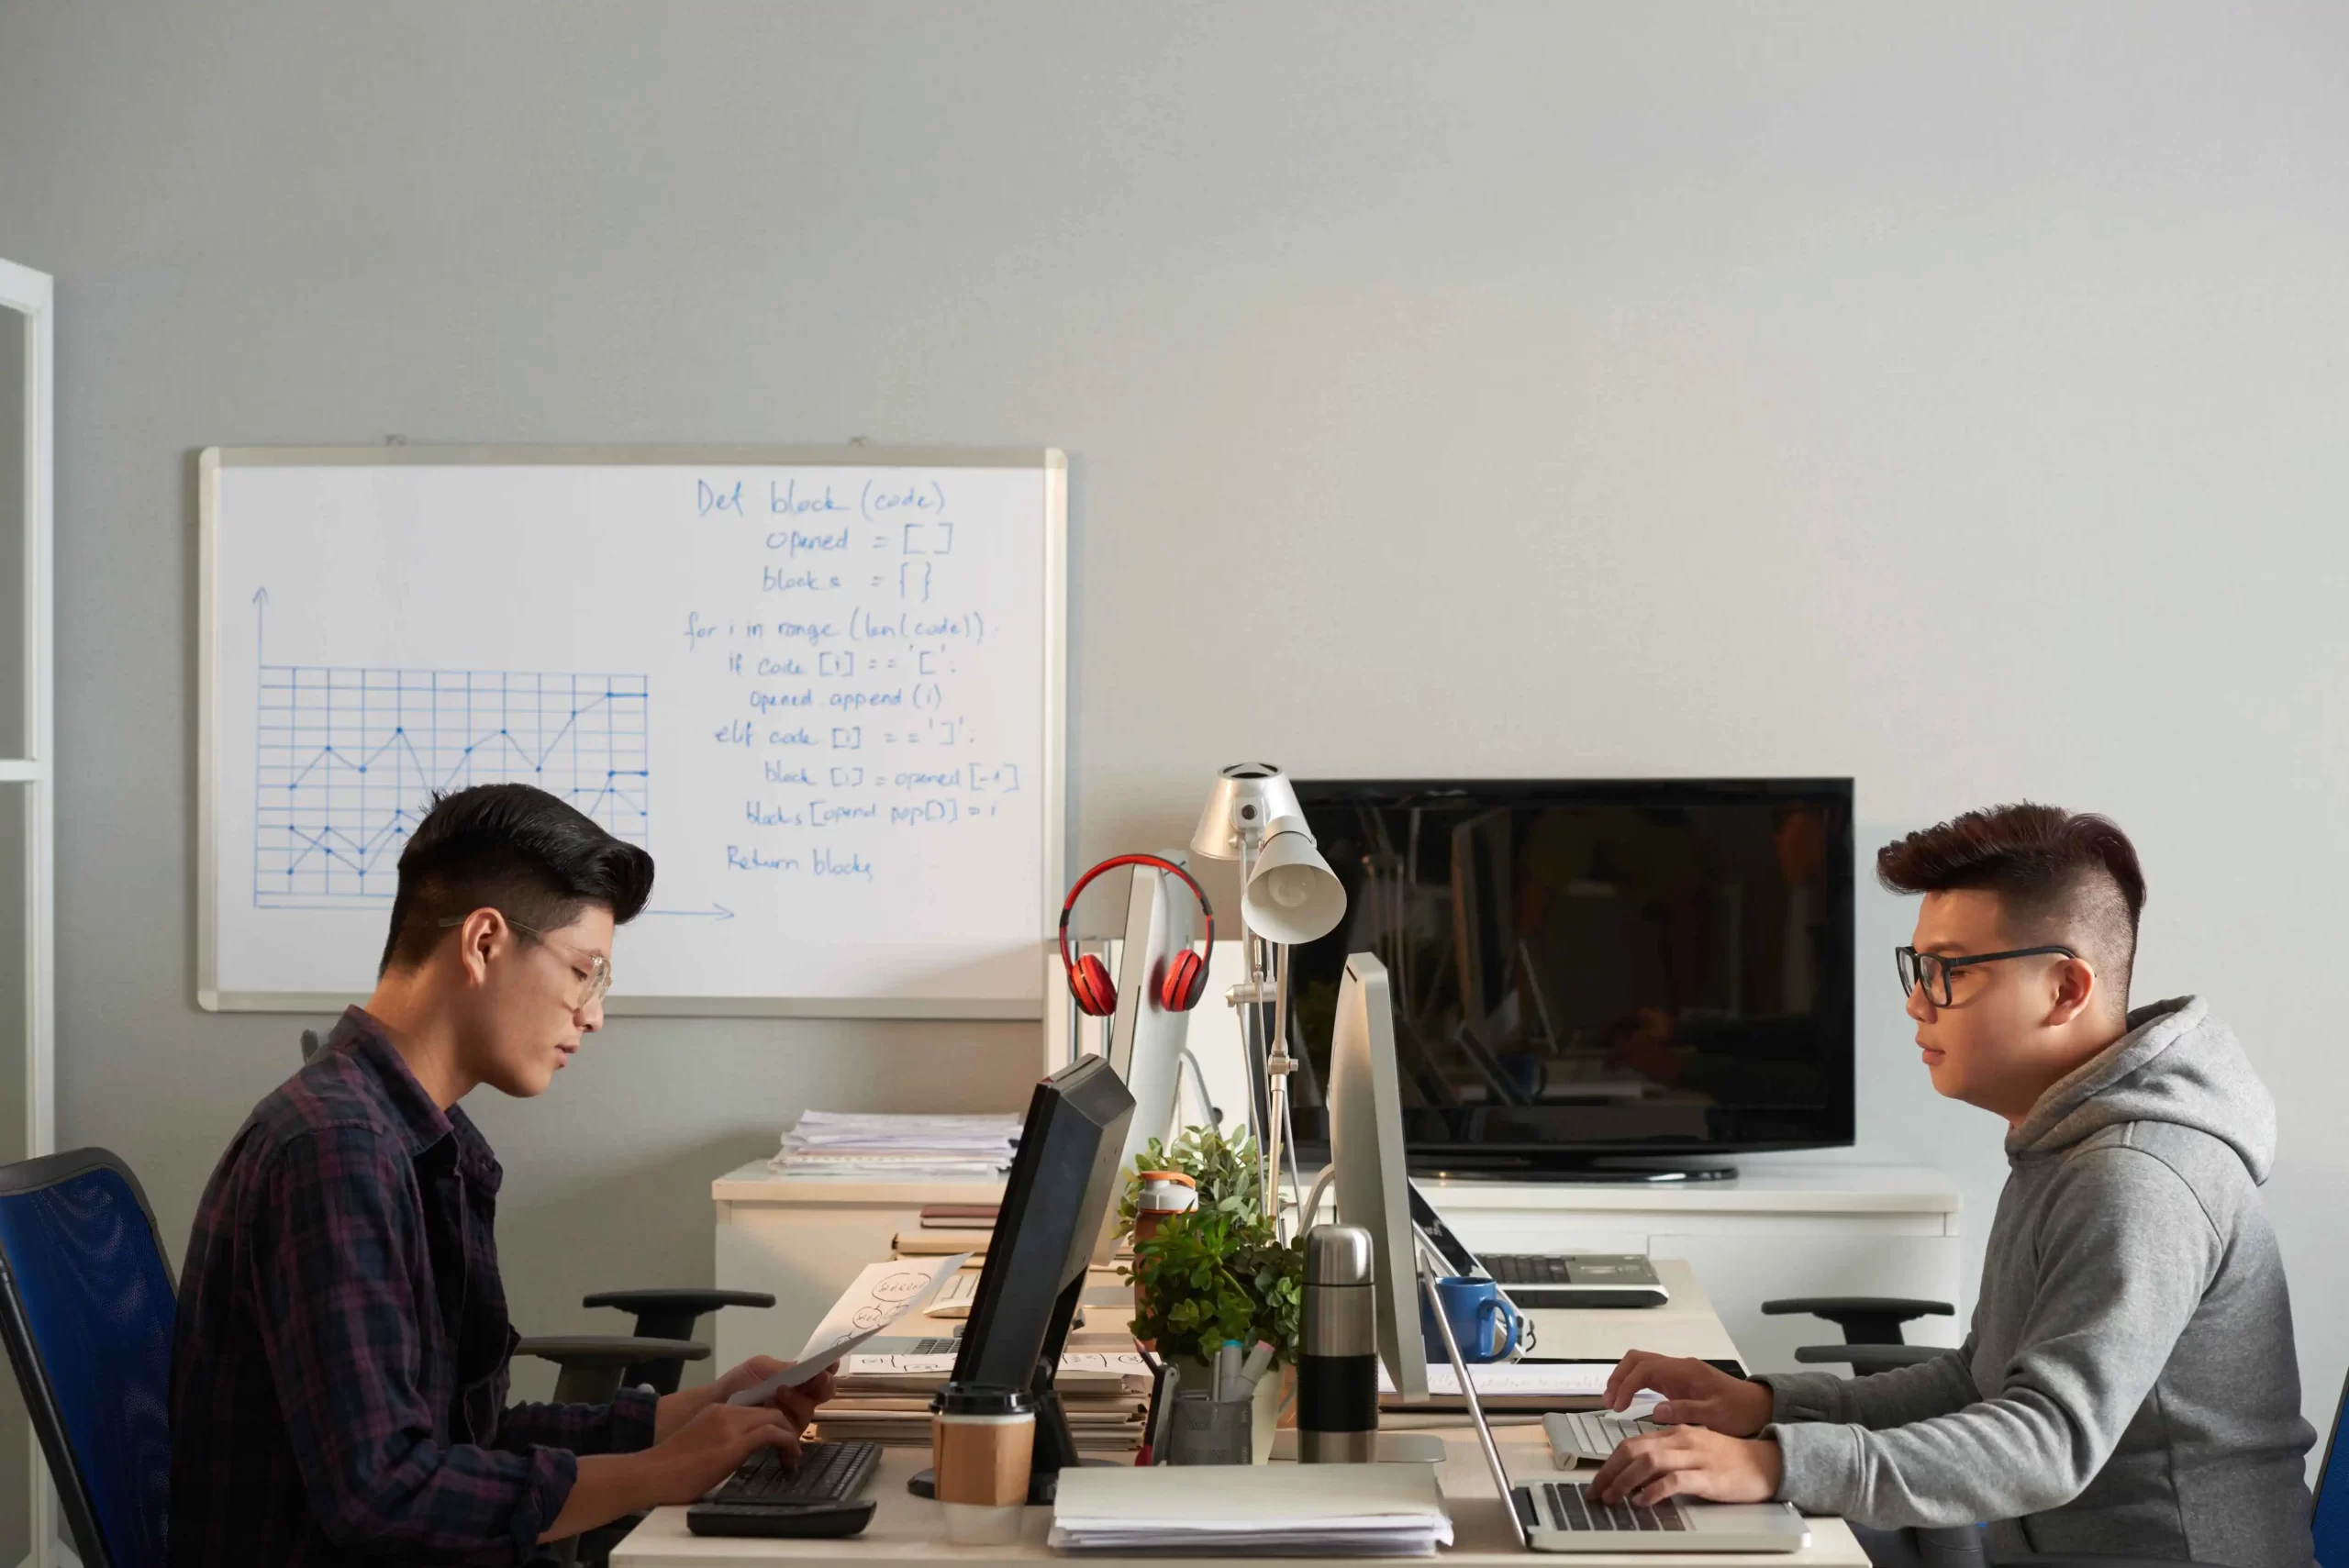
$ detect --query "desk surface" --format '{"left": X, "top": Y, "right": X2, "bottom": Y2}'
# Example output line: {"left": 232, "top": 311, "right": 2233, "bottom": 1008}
{"left": 612, "top": 1422, "right": 1864, "bottom": 1567}
{"left": 1519, "top": 1258, "right": 1737, "bottom": 1366}
{"left": 617, "top": 1258, "right": 1820, "bottom": 1566}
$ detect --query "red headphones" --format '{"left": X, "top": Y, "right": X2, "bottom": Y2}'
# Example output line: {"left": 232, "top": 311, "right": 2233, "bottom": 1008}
{"left": 1057, "top": 854, "right": 1217, "bottom": 1018}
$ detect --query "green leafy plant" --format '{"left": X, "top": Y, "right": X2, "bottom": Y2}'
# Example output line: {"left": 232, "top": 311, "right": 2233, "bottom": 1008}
{"left": 1119, "top": 1124, "right": 1301, "bottom": 1366}
{"left": 1123, "top": 1207, "right": 1303, "bottom": 1367}
{"left": 1116, "top": 1122, "right": 1262, "bottom": 1231}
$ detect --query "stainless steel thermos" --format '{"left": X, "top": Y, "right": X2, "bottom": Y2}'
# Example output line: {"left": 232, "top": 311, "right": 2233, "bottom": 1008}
{"left": 1297, "top": 1223, "right": 1379, "bottom": 1462}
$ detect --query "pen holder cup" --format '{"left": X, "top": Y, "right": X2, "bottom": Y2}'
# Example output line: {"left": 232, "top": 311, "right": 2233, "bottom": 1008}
{"left": 1165, "top": 1391, "right": 1254, "bottom": 1465}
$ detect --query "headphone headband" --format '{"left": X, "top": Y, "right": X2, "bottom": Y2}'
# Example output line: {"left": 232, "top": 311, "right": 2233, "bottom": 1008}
{"left": 1056, "top": 853, "right": 1217, "bottom": 974}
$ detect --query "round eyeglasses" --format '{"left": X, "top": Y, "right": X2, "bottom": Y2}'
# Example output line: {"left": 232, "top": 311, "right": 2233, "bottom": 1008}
{"left": 438, "top": 914, "right": 612, "bottom": 1010}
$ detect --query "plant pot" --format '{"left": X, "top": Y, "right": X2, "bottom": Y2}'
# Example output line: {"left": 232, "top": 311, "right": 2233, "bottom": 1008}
{"left": 1170, "top": 1356, "right": 1284, "bottom": 1463}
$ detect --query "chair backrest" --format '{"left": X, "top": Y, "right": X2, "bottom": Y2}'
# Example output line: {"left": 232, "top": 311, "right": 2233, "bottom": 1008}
{"left": 0, "top": 1149, "right": 175, "bottom": 1568}
{"left": 2318, "top": 1365, "right": 2349, "bottom": 1568}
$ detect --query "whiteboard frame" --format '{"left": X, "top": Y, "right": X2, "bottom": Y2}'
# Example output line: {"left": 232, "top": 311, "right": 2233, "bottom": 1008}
{"left": 196, "top": 444, "right": 1067, "bottom": 1019}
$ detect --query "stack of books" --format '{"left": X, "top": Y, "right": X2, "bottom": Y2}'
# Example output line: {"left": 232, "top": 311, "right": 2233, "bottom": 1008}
{"left": 768, "top": 1111, "right": 1021, "bottom": 1182}
{"left": 891, "top": 1201, "right": 998, "bottom": 1259}
{"left": 809, "top": 1351, "right": 1154, "bottom": 1455}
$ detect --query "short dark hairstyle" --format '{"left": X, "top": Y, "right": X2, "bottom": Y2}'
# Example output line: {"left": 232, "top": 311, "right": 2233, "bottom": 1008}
{"left": 1876, "top": 803, "right": 2146, "bottom": 1006}
{"left": 378, "top": 784, "right": 656, "bottom": 975}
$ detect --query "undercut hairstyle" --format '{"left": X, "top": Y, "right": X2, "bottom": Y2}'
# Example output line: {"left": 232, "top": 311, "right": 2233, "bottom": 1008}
{"left": 377, "top": 784, "right": 656, "bottom": 976}
{"left": 1877, "top": 803, "right": 2146, "bottom": 1007}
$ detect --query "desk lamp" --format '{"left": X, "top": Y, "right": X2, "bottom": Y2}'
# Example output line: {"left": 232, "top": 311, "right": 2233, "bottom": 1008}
{"left": 1190, "top": 763, "right": 1346, "bottom": 1229}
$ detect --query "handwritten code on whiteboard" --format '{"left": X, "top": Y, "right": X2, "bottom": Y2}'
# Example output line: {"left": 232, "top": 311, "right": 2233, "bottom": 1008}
{"left": 199, "top": 448, "right": 1065, "bottom": 1017}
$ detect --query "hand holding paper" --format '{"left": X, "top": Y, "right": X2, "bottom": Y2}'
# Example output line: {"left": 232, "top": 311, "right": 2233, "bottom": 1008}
{"left": 727, "top": 1253, "right": 973, "bottom": 1406}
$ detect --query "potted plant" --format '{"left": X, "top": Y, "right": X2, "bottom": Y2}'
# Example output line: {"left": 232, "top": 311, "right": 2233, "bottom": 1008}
{"left": 1118, "top": 1126, "right": 1303, "bottom": 1461}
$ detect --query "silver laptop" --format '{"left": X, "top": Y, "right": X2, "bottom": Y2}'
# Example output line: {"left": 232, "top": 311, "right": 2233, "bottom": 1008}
{"left": 1423, "top": 1236, "right": 1809, "bottom": 1553}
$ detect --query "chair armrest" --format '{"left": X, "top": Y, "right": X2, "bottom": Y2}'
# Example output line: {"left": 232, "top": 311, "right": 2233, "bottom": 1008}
{"left": 1793, "top": 1343, "right": 1950, "bottom": 1373}
{"left": 515, "top": 1335, "right": 710, "bottom": 1370}
{"left": 582, "top": 1288, "right": 775, "bottom": 1316}
{"left": 515, "top": 1335, "right": 708, "bottom": 1409}
{"left": 1762, "top": 1296, "right": 1954, "bottom": 1344}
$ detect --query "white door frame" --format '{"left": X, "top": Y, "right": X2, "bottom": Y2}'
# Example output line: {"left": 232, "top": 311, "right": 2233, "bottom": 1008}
{"left": 0, "top": 254, "right": 66, "bottom": 1568}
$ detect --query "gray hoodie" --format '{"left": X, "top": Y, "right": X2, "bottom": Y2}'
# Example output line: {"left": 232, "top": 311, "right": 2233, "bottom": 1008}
{"left": 1763, "top": 996, "right": 2317, "bottom": 1568}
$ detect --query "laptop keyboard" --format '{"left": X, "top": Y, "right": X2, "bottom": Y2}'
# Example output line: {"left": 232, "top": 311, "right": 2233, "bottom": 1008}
{"left": 1538, "top": 1481, "right": 1688, "bottom": 1532}
{"left": 1554, "top": 1409, "right": 1661, "bottom": 1459}
{"left": 709, "top": 1441, "right": 880, "bottom": 1508}
{"left": 1488, "top": 1253, "right": 1573, "bottom": 1284}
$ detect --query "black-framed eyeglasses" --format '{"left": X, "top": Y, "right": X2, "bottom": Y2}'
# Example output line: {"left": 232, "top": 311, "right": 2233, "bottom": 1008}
{"left": 437, "top": 914, "right": 612, "bottom": 1009}
{"left": 1895, "top": 944, "right": 2076, "bottom": 1006}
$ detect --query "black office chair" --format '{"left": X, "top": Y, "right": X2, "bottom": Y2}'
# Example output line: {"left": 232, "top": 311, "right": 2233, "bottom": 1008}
{"left": 1764, "top": 1295, "right": 1955, "bottom": 1374}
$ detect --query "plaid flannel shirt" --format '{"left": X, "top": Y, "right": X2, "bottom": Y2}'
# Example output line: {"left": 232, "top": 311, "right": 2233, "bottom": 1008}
{"left": 170, "top": 1006, "right": 657, "bottom": 1564}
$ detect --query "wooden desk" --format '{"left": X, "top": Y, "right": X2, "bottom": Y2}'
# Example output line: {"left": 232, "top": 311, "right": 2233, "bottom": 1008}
{"left": 616, "top": 1258, "right": 1854, "bottom": 1565}
{"left": 613, "top": 1420, "right": 1863, "bottom": 1566}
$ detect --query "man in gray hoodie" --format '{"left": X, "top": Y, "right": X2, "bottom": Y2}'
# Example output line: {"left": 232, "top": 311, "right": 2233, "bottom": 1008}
{"left": 1588, "top": 803, "right": 2317, "bottom": 1568}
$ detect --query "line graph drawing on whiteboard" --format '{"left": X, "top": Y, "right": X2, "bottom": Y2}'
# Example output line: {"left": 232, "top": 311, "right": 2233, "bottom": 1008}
{"left": 250, "top": 599, "right": 650, "bottom": 908}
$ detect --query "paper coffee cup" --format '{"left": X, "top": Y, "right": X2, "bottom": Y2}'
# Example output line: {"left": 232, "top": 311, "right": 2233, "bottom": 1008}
{"left": 930, "top": 1383, "right": 1036, "bottom": 1545}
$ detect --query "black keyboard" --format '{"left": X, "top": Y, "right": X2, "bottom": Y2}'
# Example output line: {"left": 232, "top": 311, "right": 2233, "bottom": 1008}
{"left": 713, "top": 1440, "right": 880, "bottom": 1506}
{"left": 1489, "top": 1254, "right": 1574, "bottom": 1284}
{"left": 687, "top": 1441, "right": 882, "bottom": 1538}
{"left": 1535, "top": 1481, "right": 1688, "bottom": 1533}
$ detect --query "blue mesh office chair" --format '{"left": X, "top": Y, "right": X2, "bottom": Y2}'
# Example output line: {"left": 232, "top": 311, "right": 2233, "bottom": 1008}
{"left": 0, "top": 1149, "right": 174, "bottom": 1568}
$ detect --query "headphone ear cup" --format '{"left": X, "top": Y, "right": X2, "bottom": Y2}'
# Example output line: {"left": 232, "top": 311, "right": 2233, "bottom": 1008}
{"left": 1071, "top": 953, "right": 1118, "bottom": 1017}
{"left": 1161, "top": 949, "right": 1208, "bottom": 1012}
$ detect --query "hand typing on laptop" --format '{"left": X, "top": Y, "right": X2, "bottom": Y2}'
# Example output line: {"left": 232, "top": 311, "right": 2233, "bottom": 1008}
{"left": 1586, "top": 1350, "right": 1783, "bottom": 1508}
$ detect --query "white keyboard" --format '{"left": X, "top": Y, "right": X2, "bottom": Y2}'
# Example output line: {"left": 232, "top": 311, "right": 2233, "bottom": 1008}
{"left": 1544, "top": 1410, "right": 1663, "bottom": 1465}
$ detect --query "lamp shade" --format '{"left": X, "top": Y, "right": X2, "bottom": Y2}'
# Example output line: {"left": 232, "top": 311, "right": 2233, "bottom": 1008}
{"left": 1190, "top": 763, "right": 1306, "bottom": 861}
{"left": 1242, "top": 815, "right": 1347, "bottom": 943}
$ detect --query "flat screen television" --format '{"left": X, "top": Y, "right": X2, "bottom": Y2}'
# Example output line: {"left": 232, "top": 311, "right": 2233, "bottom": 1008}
{"left": 1284, "top": 778, "right": 1854, "bottom": 1179}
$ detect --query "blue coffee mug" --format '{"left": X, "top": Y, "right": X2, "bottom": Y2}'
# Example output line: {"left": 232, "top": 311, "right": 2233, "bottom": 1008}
{"left": 1419, "top": 1276, "right": 1523, "bottom": 1363}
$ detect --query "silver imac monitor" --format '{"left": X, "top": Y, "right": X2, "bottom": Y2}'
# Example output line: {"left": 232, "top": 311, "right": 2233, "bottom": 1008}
{"left": 1329, "top": 951, "right": 1428, "bottom": 1402}
{"left": 1106, "top": 851, "right": 1201, "bottom": 1180}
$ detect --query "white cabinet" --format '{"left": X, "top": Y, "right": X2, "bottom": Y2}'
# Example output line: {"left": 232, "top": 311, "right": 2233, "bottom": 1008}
{"left": 710, "top": 1161, "right": 1959, "bottom": 1376}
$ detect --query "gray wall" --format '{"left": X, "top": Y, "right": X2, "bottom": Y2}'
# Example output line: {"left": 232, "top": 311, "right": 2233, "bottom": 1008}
{"left": 3, "top": 0, "right": 2347, "bottom": 1476}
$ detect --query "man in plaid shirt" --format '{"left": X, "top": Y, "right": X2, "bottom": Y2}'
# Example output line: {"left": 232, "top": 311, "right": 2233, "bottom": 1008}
{"left": 172, "top": 784, "right": 832, "bottom": 1562}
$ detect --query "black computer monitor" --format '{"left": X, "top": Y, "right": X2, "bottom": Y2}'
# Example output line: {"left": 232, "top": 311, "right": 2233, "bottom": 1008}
{"left": 936, "top": 1052, "right": 1133, "bottom": 1500}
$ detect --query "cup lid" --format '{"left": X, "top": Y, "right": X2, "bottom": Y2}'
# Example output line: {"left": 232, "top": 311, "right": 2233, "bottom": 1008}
{"left": 931, "top": 1381, "right": 1037, "bottom": 1416}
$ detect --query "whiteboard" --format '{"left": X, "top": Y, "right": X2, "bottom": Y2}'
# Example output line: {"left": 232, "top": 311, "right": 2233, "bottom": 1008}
{"left": 197, "top": 446, "right": 1064, "bottom": 1018}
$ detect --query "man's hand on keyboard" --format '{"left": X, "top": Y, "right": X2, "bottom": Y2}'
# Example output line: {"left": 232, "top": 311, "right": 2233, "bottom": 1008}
{"left": 1603, "top": 1351, "right": 1772, "bottom": 1436}
{"left": 650, "top": 1404, "right": 804, "bottom": 1500}
{"left": 1586, "top": 1426, "right": 1784, "bottom": 1509}
{"left": 658, "top": 1356, "right": 836, "bottom": 1442}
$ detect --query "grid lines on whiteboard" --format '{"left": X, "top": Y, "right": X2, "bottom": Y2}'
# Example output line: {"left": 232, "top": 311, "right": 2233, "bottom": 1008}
{"left": 253, "top": 664, "right": 650, "bottom": 906}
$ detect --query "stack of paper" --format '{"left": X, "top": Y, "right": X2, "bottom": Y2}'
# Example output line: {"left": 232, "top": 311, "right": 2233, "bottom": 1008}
{"left": 1050, "top": 1462, "right": 1453, "bottom": 1556}
{"left": 770, "top": 1110, "right": 1021, "bottom": 1180}
{"left": 810, "top": 1351, "right": 1152, "bottom": 1454}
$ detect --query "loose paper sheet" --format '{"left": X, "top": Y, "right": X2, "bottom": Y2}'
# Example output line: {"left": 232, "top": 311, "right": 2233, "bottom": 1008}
{"left": 727, "top": 1252, "right": 972, "bottom": 1401}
